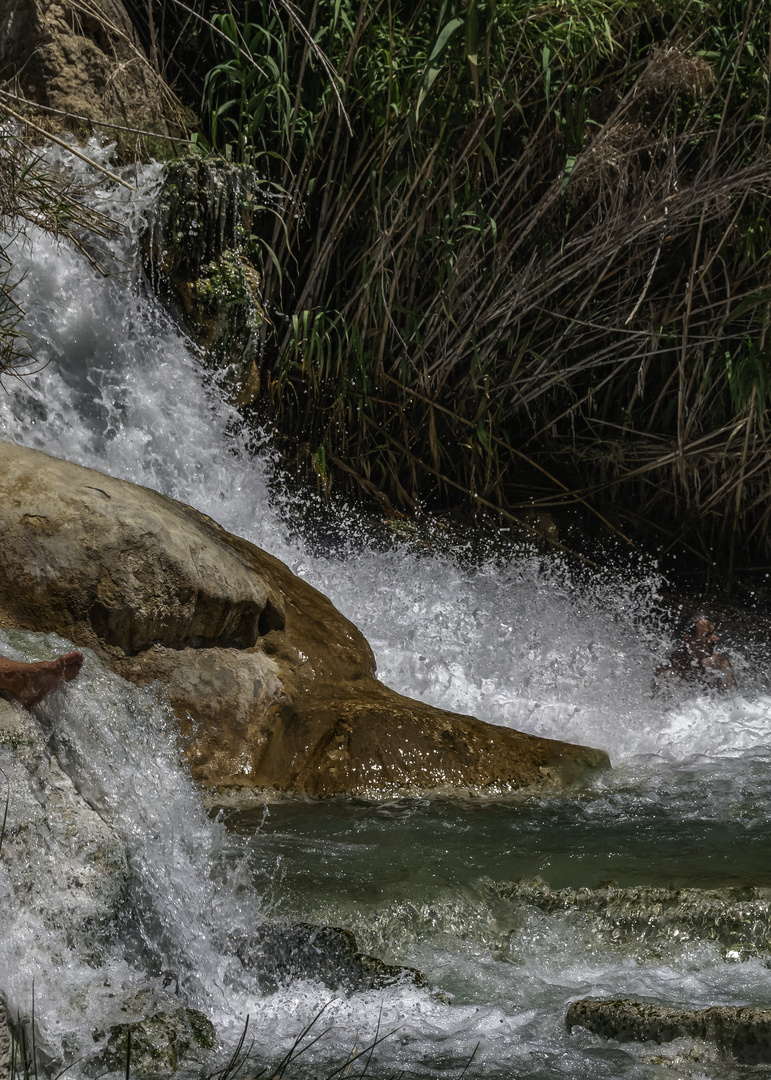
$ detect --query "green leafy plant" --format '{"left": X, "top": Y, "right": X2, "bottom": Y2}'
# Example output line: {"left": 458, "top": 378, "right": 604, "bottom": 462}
{"left": 182, "top": 0, "right": 771, "bottom": 574}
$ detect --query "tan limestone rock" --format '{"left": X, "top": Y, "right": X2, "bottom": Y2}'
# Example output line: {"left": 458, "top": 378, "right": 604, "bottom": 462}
{"left": 0, "top": 441, "right": 609, "bottom": 798}
{"left": 0, "top": 0, "right": 182, "bottom": 155}
{"left": 0, "top": 443, "right": 285, "bottom": 654}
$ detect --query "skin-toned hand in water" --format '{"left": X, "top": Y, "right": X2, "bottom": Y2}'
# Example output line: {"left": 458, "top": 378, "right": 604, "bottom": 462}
{"left": 0, "top": 651, "right": 84, "bottom": 708}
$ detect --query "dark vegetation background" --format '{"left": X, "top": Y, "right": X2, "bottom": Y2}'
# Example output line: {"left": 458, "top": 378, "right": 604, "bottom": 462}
{"left": 8, "top": 0, "right": 771, "bottom": 583}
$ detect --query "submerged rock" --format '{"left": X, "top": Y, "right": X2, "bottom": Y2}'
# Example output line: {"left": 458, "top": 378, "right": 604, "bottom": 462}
{"left": 0, "top": 441, "right": 609, "bottom": 799}
{"left": 495, "top": 879, "right": 771, "bottom": 958}
{"left": 242, "top": 923, "right": 425, "bottom": 994}
{"left": 104, "top": 1006, "right": 215, "bottom": 1075}
{"left": 567, "top": 999, "right": 771, "bottom": 1064}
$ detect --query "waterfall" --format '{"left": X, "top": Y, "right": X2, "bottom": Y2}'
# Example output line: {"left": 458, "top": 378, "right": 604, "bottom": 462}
{"left": 1, "top": 139, "right": 771, "bottom": 1079}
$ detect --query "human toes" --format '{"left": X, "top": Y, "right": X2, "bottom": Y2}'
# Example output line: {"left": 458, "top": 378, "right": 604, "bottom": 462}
{"left": 61, "top": 651, "right": 84, "bottom": 680}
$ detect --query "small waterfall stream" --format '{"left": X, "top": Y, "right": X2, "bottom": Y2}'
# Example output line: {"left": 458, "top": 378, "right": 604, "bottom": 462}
{"left": 2, "top": 141, "right": 771, "bottom": 1078}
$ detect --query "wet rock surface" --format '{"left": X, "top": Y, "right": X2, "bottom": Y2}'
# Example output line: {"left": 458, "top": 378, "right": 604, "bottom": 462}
{"left": 0, "top": 441, "right": 609, "bottom": 798}
{"left": 567, "top": 998, "right": 771, "bottom": 1064}
{"left": 0, "top": 442, "right": 285, "bottom": 654}
{"left": 0, "top": 655, "right": 427, "bottom": 1073}
{"left": 145, "top": 159, "right": 265, "bottom": 407}
{"left": 496, "top": 879, "right": 771, "bottom": 958}
{"left": 242, "top": 923, "right": 425, "bottom": 994}
{"left": 103, "top": 1006, "right": 215, "bottom": 1075}
{"left": 0, "top": 697, "right": 128, "bottom": 944}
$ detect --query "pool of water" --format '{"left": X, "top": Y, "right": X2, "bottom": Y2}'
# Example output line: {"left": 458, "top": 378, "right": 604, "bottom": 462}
{"left": 228, "top": 777, "right": 771, "bottom": 907}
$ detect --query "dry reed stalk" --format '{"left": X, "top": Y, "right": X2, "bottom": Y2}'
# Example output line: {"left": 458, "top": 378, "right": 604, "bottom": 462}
{"left": 159, "top": 0, "right": 771, "bottom": 570}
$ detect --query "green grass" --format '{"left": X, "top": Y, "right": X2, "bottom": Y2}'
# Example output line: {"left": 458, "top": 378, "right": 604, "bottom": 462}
{"left": 142, "top": 0, "right": 771, "bottom": 574}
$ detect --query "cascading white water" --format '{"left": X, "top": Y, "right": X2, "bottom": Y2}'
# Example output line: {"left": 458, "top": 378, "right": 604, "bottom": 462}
{"left": 2, "top": 140, "right": 771, "bottom": 1078}
{"left": 0, "top": 628, "right": 257, "bottom": 1066}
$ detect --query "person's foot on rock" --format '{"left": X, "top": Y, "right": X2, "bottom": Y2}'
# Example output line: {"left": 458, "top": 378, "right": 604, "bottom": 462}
{"left": 0, "top": 651, "right": 84, "bottom": 708}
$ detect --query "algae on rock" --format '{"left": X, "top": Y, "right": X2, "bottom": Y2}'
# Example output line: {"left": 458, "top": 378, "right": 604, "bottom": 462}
{"left": 145, "top": 157, "right": 267, "bottom": 407}
{"left": 567, "top": 999, "right": 771, "bottom": 1065}
{"left": 104, "top": 1006, "right": 216, "bottom": 1075}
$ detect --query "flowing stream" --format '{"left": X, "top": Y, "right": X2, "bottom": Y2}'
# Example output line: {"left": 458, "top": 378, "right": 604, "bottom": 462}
{"left": 2, "top": 143, "right": 771, "bottom": 1078}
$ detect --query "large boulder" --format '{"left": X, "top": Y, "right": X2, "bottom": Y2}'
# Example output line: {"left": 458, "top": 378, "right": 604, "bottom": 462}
{"left": 0, "top": 441, "right": 609, "bottom": 798}
{"left": 0, "top": 446, "right": 285, "bottom": 653}
{"left": 0, "top": 0, "right": 183, "bottom": 158}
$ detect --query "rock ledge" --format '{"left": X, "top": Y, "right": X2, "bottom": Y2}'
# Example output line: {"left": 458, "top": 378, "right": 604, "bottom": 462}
{"left": 0, "top": 441, "right": 609, "bottom": 799}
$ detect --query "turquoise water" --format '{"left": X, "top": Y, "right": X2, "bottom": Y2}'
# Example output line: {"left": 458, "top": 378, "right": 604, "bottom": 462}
{"left": 216, "top": 777, "right": 771, "bottom": 1077}
{"left": 230, "top": 778, "right": 771, "bottom": 903}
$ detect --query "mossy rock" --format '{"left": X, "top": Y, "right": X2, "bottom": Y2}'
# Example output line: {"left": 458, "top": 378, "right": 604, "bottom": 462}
{"left": 144, "top": 157, "right": 266, "bottom": 405}
{"left": 155, "top": 158, "right": 259, "bottom": 272}
{"left": 105, "top": 1007, "right": 216, "bottom": 1075}
{"left": 567, "top": 999, "right": 771, "bottom": 1065}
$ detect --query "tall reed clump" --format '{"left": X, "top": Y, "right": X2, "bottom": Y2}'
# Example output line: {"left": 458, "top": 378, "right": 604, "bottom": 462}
{"left": 186, "top": 0, "right": 771, "bottom": 575}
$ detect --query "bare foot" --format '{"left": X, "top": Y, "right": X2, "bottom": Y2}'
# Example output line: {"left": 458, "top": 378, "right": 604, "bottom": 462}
{"left": 0, "top": 651, "right": 84, "bottom": 708}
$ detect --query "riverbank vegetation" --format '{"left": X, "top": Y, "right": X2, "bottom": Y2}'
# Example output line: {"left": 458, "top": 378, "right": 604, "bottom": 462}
{"left": 169, "top": 0, "right": 771, "bottom": 580}
{"left": 6, "top": 0, "right": 771, "bottom": 581}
